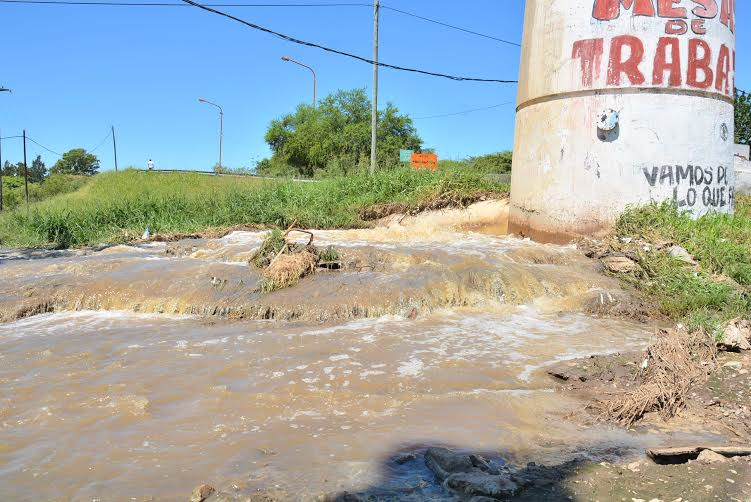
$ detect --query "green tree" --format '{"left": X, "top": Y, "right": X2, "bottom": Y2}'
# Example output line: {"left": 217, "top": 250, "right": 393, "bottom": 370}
{"left": 737, "top": 88, "right": 751, "bottom": 147}
{"left": 28, "top": 155, "right": 47, "bottom": 182}
{"left": 2, "top": 160, "right": 18, "bottom": 177}
{"left": 51, "top": 148, "right": 99, "bottom": 176}
{"left": 262, "top": 88, "right": 422, "bottom": 177}
{"left": 470, "top": 151, "right": 513, "bottom": 174}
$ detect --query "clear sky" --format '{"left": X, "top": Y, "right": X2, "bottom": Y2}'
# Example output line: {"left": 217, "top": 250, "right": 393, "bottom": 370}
{"left": 0, "top": 1, "right": 748, "bottom": 171}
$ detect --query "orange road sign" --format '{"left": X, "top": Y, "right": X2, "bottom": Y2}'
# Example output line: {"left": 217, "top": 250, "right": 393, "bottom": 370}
{"left": 411, "top": 153, "right": 438, "bottom": 170}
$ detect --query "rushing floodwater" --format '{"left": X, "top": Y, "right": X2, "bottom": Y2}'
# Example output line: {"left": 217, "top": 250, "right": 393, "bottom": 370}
{"left": 0, "top": 221, "right": 670, "bottom": 501}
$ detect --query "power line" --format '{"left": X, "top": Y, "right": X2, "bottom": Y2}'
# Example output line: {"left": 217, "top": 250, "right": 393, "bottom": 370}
{"left": 413, "top": 101, "right": 513, "bottom": 120}
{"left": 25, "top": 137, "right": 63, "bottom": 156}
{"left": 0, "top": 0, "right": 370, "bottom": 6}
{"left": 380, "top": 6, "right": 519, "bottom": 47}
{"left": 88, "top": 130, "right": 113, "bottom": 153}
{"left": 0, "top": 0, "right": 521, "bottom": 47}
{"left": 179, "top": 0, "right": 517, "bottom": 83}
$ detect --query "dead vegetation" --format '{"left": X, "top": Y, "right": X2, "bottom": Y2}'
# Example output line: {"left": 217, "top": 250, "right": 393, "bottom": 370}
{"left": 250, "top": 227, "right": 341, "bottom": 293}
{"left": 592, "top": 326, "right": 718, "bottom": 427}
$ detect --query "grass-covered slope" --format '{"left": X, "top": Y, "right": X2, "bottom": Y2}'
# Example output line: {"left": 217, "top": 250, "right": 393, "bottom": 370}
{"left": 0, "top": 168, "right": 508, "bottom": 249}
{"left": 609, "top": 196, "right": 751, "bottom": 334}
{"left": 1, "top": 174, "right": 90, "bottom": 210}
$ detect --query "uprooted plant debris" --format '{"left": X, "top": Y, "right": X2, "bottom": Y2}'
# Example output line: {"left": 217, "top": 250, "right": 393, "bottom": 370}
{"left": 591, "top": 326, "right": 717, "bottom": 427}
{"left": 548, "top": 318, "right": 751, "bottom": 438}
{"left": 250, "top": 227, "right": 341, "bottom": 293}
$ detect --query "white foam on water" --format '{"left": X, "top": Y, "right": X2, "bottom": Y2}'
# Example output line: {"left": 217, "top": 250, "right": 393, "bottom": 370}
{"left": 0, "top": 310, "right": 195, "bottom": 339}
{"left": 215, "top": 229, "right": 572, "bottom": 260}
{"left": 397, "top": 357, "right": 425, "bottom": 377}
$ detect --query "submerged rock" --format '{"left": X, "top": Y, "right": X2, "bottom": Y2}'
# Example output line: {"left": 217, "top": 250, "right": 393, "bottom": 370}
{"left": 189, "top": 484, "right": 215, "bottom": 502}
{"left": 424, "top": 447, "right": 476, "bottom": 481}
{"left": 424, "top": 448, "right": 517, "bottom": 499}
{"left": 444, "top": 471, "right": 517, "bottom": 499}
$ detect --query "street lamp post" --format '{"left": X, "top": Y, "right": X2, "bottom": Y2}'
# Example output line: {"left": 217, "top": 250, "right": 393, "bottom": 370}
{"left": 0, "top": 88, "right": 10, "bottom": 211}
{"left": 198, "top": 98, "right": 223, "bottom": 171}
{"left": 281, "top": 56, "right": 317, "bottom": 108}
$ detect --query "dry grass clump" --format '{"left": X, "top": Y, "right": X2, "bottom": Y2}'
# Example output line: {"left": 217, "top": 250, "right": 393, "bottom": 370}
{"left": 252, "top": 228, "right": 340, "bottom": 293}
{"left": 259, "top": 250, "right": 318, "bottom": 293}
{"left": 594, "top": 327, "right": 717, "bottom": 427}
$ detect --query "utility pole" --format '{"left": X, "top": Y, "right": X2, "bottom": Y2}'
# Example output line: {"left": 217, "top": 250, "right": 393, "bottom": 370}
{"left": 22, "top": 129, "right": 29, "bottom": 207}
{"left": 0, "top": 89, "right": 11, "bottom": 210}
{"left": 370, "top": 0, "right": 379, "bottom": 175}
{"left": 112, "top": 125, "right": 119, "bottom": 172}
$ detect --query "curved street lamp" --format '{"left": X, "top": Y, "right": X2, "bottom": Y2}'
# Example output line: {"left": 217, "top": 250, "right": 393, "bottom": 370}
{"left": 198, "top": 97, "right": 223, "bottom": 171}
{"left": 0, "top": 88, "right": 8, "bottom": 211}
{"left": 281, "top": 56, "right": 317, "bottom": 108}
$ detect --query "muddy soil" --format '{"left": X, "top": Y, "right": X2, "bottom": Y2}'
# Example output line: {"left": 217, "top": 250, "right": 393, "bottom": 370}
{"left": 546, "top": 347, "right": 751, "bottom": 442}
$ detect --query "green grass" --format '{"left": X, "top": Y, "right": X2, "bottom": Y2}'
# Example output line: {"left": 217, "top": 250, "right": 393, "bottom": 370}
{"left": 1, "top": 174, "right": 90, "bottom": 210}
{"left": 0, "top": 167, "right": 508, "bottom": 249}
{"left": 614, "top": 197, "right": 751, "bottom": 335}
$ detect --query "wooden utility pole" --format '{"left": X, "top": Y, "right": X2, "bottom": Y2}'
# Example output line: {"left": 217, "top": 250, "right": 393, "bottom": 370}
{"left": 370, "top": 0, "right": 379, "bottom": 175}
{"left": 112, "top": 125, "right": 119, "bottom": 172}
{"left": 22, "top": 129, "right": 29, "bottom": 207}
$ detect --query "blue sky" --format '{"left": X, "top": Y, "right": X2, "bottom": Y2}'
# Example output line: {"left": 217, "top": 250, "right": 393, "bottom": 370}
{"left": 0, "top": 1, "right": 748, "bottom": 171}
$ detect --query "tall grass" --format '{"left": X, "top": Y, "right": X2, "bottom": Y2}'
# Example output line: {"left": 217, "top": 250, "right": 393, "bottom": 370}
{"left": 0, "top": 168, "right": 508, "bottom": 249}
{"left": 614, "top": 197, "right": 751, "bottom": 333}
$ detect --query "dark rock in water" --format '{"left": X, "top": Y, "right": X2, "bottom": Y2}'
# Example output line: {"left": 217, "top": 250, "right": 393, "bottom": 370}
{"left": 328, "top": 493, "right": 362, "bottom": 502}
{"left": 393, "top": 453, "right": 417, "bottom": 465}
{"left": 511, "top": 459, "right": 584, "bottom": 491}
{"left": 189, "top": 484, "right": 215, "bottom": 502}
{"left": 469, "top": 454, "right": 499, "bottom": 475}
{"left": 425, "top": 447, "right": 476, "bottom": 481}
{"left": 444, "top": 471, "right": 518, "bottom": 499}
{"left": 424, "top": 448, "right": 516, "bottom": 500}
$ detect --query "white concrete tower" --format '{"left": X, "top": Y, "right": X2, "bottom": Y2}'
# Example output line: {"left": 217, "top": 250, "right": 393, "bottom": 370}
{"left": 510, "top": 0, "right": 737, "bottom": 242}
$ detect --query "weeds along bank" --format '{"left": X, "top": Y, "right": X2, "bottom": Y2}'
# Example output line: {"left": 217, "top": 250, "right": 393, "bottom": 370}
{"left": 1, "top": 174, "right": 89, "bottom": 210}
{"left": 0, "top": 168, "right": 508, "bottom": 249}
{"left": 585, "top": 195, "right": 751, "bottom": 336}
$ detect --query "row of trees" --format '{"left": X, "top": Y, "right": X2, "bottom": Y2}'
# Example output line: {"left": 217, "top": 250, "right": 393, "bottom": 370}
{"left": 3, "top": 156, "right": 48, "bottom": 182}
{"left": 1, "top": 148, "right": 100, "bottom": 181}
{"left": 737, "top": 89, "right": 750, "bottom": 147}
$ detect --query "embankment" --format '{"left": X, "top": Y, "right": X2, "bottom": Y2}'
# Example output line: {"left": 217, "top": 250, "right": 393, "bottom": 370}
{"left": 0, "top": 168, "right": 508, "bottom": 249}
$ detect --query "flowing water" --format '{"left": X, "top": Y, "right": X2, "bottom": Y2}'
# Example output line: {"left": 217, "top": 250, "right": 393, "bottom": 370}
{"left": 0, "top": 220, "right": 679, "bottom": 500}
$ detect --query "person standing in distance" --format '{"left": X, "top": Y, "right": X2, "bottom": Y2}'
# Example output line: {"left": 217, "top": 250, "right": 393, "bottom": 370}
{"left": 147, "top": 159, "right": 155, "bottom": 171}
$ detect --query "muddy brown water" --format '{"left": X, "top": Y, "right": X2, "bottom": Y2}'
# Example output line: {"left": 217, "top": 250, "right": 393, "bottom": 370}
{"left": 0, "top": 227, "right": 714, "bottom": 500}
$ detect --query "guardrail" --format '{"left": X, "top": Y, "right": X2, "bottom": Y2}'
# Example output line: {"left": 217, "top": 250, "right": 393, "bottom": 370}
{"left": 138, "top": 169, "right": 319, "bottom": 183}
